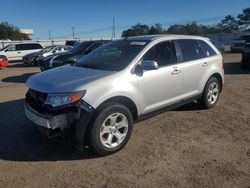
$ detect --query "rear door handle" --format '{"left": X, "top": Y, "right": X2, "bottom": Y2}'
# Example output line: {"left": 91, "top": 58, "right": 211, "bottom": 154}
{"left": 202, "top": 62, "right": 208, "bottom": 67}
{"left": 17, "top": 51, "right": 21, "bottom": 54}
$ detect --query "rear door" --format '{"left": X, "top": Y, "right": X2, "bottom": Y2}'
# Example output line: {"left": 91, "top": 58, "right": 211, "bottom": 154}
{"left": 174, "top": 39, "right": 217, "bottom": 99}
{"left": 21, "top": 43, "right": 43, "bottom": 56}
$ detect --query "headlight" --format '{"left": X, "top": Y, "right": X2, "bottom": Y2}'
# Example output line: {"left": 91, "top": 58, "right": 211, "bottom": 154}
{"left": 45, "top": 91, "right": 86, "bottom": 107}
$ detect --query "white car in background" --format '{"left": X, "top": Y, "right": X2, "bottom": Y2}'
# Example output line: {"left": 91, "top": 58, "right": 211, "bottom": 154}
{"left": 0, "top": 43, "right": 43, "bottom": 61}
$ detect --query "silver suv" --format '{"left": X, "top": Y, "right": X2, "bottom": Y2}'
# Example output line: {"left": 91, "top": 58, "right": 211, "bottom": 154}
{"left": 25, "top": 35, "right": 224, "bottom": 155}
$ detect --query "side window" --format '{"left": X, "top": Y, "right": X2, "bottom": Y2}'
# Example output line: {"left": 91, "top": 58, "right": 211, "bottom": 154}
{"left": 176, "top": 39, "right": 205, "bottom": 62}
{"left": 88, "top": 43, "right": 103, "bottom": 52}
{"left": 7, "top": 44, "right": 17, "bottom": 51}
{"left": 20, "top": 44, "right": 29, "bottom": 50}
{"left": 199, "top": 40, "right": 217, "bottom": 57}
{"left": 29, "top": 43, "right": 42, "bottom": 50}
{"left": 142, "top": 41, "right": 177, "bottom": 67}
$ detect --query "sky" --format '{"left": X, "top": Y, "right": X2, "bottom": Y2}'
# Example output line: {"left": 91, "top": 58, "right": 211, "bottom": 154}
{"left": 0, "top": 0, "right": 249, "bottom": 40}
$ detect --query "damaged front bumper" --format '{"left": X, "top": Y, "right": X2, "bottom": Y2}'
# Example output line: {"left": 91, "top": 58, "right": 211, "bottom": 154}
{"left": 24, "top": 103, "right": 77, "bottom": 129}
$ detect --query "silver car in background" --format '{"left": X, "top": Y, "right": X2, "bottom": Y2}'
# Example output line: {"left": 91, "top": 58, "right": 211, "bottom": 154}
{"left": 25, "top": 35, "right": 224, "bottom": 155}
{"left": 23, "top": 45, "right": 73, "bottom": 65}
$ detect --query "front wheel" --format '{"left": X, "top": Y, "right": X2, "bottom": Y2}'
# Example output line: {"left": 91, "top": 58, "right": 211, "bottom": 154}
{"left": 198, "top": 77, "right": 221, "bottom": 109}
{"left": 90, "top": 102, "right": 133, "bottom": 155}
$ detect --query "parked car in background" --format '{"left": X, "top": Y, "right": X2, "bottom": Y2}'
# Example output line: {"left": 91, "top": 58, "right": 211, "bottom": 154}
{"left": 0, "top": 43, "right": 43, "bottom": 61}
{"left": 65, "top": 40, "right": 80, "bottom": 47}
{"left": 210, "top": 39, "right": 224, "bottom": 54}
{"left": 241, "top": 43, "right": 250, "bottom": 69}
{"left": 231, "top": 34, "right": 250, "bottom": 53}
{"left": 23, "top": 45, "right": 73, "bottom": 66}
{"left": 39, "top": 40, "right": 110, "bottom": 71}
{"left": 25, "top": 35, "right": 224, "bottom": 155}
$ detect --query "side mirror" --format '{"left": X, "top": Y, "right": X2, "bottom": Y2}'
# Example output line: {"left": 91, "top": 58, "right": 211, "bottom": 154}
{"left": 134, "top": 60, "right": 158, "bottom": 76}
{"left": 140, "top": 60, "right": 158, "bottom": 71}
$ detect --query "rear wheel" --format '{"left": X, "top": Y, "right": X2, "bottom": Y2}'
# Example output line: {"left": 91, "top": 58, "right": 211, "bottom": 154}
{"left": 90, "top": 102, "right": 133, "bottom": 155}
{"left": 198, "top": 77, "right": 221, "bottom": 109}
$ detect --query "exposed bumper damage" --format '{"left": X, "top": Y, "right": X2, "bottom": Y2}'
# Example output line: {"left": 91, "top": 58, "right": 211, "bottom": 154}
{"left": 25, "top": 89, "right": 95, "bottom": 145}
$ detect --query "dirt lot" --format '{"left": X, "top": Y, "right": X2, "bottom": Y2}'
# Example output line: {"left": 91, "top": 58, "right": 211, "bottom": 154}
{"left": 0, "top": 53, "right": 250, "bottom": 188}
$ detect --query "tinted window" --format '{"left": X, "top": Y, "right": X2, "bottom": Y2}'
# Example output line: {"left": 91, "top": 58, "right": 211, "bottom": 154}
{"left": 20, "top": 44, "right": 29, "bottom": 50}
{"left": 87, "top": 43, "right": 103, "bottom": 52}
{"left": 176, "top": 39, "right": 205, "bottom": 62}
{"left": 199, "top": 40, "right": 217, "bottom": 57}
{"left": 142, "top": 41, "right": 177, "bottom": 67}
{"left": 31, "top": 43, "right": 43, "bottom": 49}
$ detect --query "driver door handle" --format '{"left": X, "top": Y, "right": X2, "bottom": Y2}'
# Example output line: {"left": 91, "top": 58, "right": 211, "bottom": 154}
{"left": 171, "top": 67, "right": 181, "bottom": 75}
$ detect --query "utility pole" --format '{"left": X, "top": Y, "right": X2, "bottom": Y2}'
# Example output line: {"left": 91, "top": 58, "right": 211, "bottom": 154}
{"left": 48, "top": 30, "right": 51, "bottom": 40}
{"left": 72, "top": 27, "right": 75, "bottom": 39}
{"left": 112, "top": 17, "right": 116, "bottom": 39}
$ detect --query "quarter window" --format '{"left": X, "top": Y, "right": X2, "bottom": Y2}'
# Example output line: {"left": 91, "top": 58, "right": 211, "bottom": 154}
{"left": 199, "top": 40, "right": 217, "bottom": 57}
{"left": 142, "top": 41, "right": 177, "bottom": 67}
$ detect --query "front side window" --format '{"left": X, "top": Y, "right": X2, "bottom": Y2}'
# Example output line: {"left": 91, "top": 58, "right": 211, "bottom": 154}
{"left": 176, "top": 39, "right": 205, "bottom": 62}
{"left": 142, "top": 41, "right": 177, "bottom": 67}
{"left": 76, "top": 40, "right": 148, "bottom": 71}
{"left": 7, "top": 44, "right": 17, "bottom": 51}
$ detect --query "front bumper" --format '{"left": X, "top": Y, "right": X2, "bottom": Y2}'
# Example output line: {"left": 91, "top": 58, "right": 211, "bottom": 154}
{"left": 24, "top": 103, "right": 77, "bottom": 129}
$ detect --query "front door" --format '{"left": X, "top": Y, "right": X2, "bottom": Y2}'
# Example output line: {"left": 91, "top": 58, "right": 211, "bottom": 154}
{"left": 137, "top": 41, "right": 183, "bottom": 114}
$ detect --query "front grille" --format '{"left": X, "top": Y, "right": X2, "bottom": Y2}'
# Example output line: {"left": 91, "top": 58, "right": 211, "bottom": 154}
{"left": 26, "top": 89, "right": 48, "bottom": 114}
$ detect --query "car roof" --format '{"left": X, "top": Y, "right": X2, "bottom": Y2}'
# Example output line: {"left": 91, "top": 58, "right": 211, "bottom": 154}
{"left": 127, "top": 34, "right": 209, "bottom": 41}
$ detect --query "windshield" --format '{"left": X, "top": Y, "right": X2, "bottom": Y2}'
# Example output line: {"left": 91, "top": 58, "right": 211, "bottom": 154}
{"left": 42, "top": 46, "right": 54, "bottom": 53}
{"left": 71, "top": 42, "right": 93, "bottom": 52}
{"left": 75, "top": 40, "right": 148, "bottom": 71}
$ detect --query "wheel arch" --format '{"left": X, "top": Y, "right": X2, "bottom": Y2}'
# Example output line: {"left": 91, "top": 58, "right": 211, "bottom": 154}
{"left": 209, "top": 73, "right": 223, "bottom": 91}
{"left": 97, "top": 96, "right": 139, "bottom": 121}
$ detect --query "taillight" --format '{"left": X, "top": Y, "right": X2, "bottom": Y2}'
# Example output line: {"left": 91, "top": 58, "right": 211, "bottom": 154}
{"left": 222, "top": 58, "right": 224, "bottom": 69}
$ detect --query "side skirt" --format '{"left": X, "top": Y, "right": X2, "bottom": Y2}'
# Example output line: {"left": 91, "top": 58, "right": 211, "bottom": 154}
{"left": 136, "top": 94, "right": 202, "bottom": 123}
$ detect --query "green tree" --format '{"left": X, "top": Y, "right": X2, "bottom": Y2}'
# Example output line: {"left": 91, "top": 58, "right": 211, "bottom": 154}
{"left": 122, "top": 23, "right": 150, "bottom": 37}
{"left": 149, "top": 23, "right": 165, "bottom": 34}
{"left": 217, "top": 15, "right": 239, "bottom": 32}
{"left": 238, "top": 7, "right": 250, "bottom": 31}
{"left": 0, "top": 22, "right": 30, "bottom": 40}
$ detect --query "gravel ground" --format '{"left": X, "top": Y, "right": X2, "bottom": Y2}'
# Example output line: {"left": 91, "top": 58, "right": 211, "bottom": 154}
{"left": 0, "top": 53, "right": 249, "bottom": 188}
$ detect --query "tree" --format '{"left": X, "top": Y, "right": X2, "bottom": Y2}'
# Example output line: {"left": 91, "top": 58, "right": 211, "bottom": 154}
{"left": 149, "top": 23, "right": 165, "bottom": 34}
{"left": 122, "top": 23, "right": 150, "bottom": 37}
{"left": 238, "top": 7, "right": 250, "bottom": 31}
{"left": 166, "top": 22, "right": 221, "bottom": 35}
{"left": 217, "top": 15, "right": 239, "bottom": 32}
{"left": 0, "top": 22, "right": 30, "bottom": 40}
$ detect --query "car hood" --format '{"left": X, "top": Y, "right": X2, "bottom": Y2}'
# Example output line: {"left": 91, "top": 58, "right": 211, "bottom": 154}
{"left": 27, "top": 65, "right": 114, "bottom": 93}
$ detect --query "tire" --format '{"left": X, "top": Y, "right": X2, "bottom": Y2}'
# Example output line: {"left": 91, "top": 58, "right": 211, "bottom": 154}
{"left": 90, "top": 102, "right": 133, "bottom": 155}
{"left": 198, "top": 77, "right": 221, "bottom": 109}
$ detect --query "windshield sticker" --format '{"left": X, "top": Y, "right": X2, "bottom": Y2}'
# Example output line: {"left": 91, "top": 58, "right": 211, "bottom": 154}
{"left": 130, "top": 41, "right": 146, "bottom": 46}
